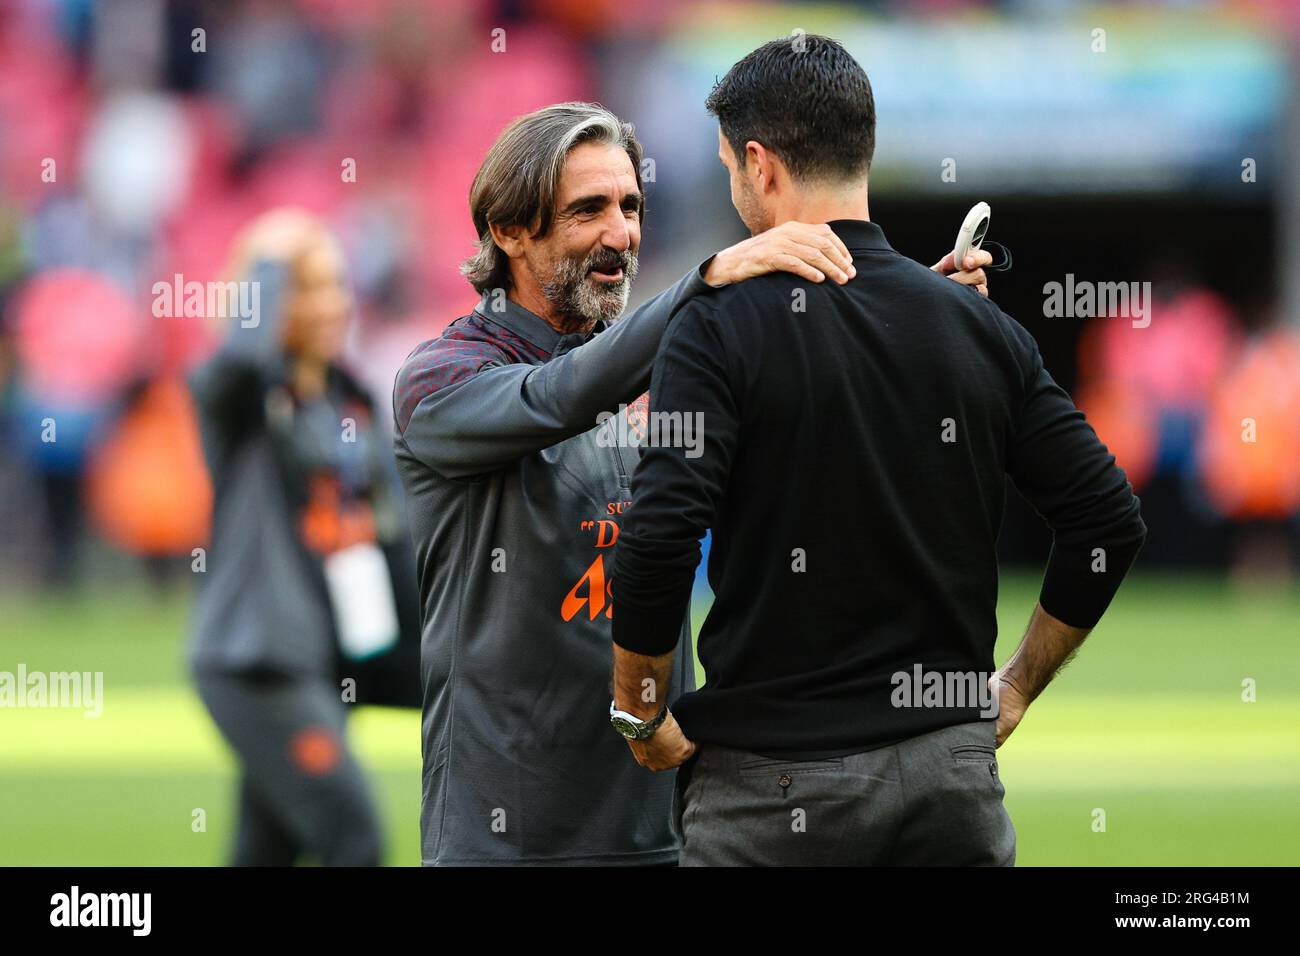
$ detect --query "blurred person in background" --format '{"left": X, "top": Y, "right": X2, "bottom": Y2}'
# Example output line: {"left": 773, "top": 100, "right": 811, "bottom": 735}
{"left": 188, "top": 209, "right": 419, "bottom": 866}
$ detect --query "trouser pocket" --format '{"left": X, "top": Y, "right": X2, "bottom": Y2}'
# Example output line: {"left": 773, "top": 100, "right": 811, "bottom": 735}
{"left": 949, "top": 742, "right": 1002, "bottom": 793}
{"left": 671, "top": 752, "right": 699, "bottom": 844}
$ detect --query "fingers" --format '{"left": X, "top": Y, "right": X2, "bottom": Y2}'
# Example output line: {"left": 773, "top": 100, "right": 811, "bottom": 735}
{"left": 949, "top": 267, "right": 987, "bottom": 288}
{"left": 625, "top": 732, "right": 695, "bottom": 771}
{"left": 774, "top": 253, "right": 826, "bottom": 285}
{"left": 714, "top": 222, "right": 859, "bottom": 286}
{"left": 787, "top": 241, "right": 853, "bottom": 284}
{"left": 812, "top": 225, "right": 854, "bottom": 279}
{"left": 773, "top": 223, "right": 854, "bottom": 284}
{"left": 933, "top": 247, "right": 994, "bottom": 276}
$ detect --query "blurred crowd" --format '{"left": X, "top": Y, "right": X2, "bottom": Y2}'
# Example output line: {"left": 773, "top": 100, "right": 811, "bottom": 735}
{"left": 0, "top": 0, "right": 621, "bottom": 585}
{"left": 1074, "top": 279, "right": 1300, "bottom": 579}
{"left": 0, "top": 0, "right": 1297, "bottom": 589}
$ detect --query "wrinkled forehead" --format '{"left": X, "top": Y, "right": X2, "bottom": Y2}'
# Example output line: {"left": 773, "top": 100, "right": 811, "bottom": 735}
{"left": 556, "top": 141, "right": 639, "bottom": 206}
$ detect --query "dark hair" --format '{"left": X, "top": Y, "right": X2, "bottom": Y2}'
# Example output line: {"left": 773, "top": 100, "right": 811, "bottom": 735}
{"left": 705, "top": 34, "right": 875, "bottom": 184}
{"left": 461, "top": 102, "right": 644, "bottom": 294}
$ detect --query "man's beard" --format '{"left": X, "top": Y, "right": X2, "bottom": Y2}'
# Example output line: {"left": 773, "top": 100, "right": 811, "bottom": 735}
{"left": 736, "top": 176, "right": 773, "bottom": 236}
{"left": 541, "top": 246, "right": 639, "bottom": 332}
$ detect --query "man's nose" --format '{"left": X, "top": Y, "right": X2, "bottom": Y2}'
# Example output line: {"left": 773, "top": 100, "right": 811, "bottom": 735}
{"left": 600, "top": 208, "right": 633, "bottom": 252}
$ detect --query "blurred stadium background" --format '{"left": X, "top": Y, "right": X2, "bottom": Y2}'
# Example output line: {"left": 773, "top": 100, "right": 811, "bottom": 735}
{"left": 1, "top": 0, "right": 1297, "bottom": 866}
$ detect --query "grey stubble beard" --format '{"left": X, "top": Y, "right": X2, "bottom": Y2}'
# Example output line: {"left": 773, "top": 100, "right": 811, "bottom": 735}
{"left": 541, "top": 247, "right": 640, "bottom": 333}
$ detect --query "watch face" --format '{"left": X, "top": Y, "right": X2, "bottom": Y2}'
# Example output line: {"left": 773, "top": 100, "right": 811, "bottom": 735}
{"left": 610, "top": 716, "right": 639, "bottom": 739}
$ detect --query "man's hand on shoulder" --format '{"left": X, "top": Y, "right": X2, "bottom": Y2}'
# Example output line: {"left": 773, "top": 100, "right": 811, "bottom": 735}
{"left": 705, "top": 221, "right": 855, "bottom": 288}
{"left": 702, "top": 221, "right": 993, "bottom": 296}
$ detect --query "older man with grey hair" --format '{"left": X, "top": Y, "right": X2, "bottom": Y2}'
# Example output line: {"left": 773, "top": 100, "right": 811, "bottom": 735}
{"left": 392, "top": 101, "right": 989, "bottom": 866}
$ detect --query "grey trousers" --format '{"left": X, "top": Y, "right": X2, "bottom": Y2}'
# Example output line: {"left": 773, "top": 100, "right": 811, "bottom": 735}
{"left": 195, "top": 671, "right": 383, "bottom": 867}
{"left": 674, "top": 719, "right": 1015, "bottom": 866}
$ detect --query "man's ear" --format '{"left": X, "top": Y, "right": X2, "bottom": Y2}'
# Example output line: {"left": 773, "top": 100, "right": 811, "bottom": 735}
{"left": 744, "top": 140, "right": 778, "bottom": 194}
{"left": 488, "top": 221, "right": 528, "bottom": 260}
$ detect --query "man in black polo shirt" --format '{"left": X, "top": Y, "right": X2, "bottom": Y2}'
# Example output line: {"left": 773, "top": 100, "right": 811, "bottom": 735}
{"left": 607, "top": 36, "right": 1146, "bottom": 866}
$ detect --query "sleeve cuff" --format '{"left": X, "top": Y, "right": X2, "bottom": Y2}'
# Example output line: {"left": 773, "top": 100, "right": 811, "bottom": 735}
{"left": 695, "top": 255, "right": 721, "bottom": 290}
{"left": 612, "top": 604, "right": 686, "bottom": 657}
{"left": 1038, "top": 534, "right": 1144, "bottom": 629}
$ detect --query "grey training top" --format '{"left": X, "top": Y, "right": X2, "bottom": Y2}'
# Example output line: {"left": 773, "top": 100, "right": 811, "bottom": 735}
{"left": 392, "top": 266, "right": 710, "bottom": 865}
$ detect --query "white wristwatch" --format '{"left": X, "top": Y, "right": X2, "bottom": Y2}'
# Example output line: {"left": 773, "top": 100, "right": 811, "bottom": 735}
{"left": 609, "top": 701, "right": 669, "bottom": 741}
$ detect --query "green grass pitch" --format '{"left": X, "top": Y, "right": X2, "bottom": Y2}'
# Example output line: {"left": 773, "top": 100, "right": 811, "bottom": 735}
{"left": 0, "top": 573, "right": 1296, "bottom": 865}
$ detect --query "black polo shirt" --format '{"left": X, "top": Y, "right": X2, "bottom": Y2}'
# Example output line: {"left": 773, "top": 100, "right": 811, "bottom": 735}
{"left": 610, "top": 219, "right": 1146, "bottom": 759}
